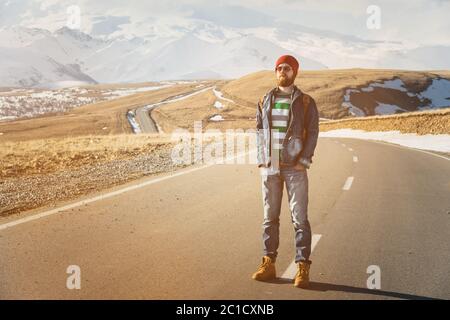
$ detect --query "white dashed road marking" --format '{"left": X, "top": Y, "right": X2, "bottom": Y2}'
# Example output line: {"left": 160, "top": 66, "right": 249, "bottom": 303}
{"left": 281, "top": 234, "right": 322, "bottom": 280}
{"left": 342, "top": 176, "right": 354, "bottom": 190}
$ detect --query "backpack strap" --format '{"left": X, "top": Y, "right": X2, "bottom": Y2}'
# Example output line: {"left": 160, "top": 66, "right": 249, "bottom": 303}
{"left": 257, "top": 96, "right": 264, "bottom": 110}
{"left": 302, "top": 94, "right": 310, "bottom": 118}
{"left": 302, "top": 94, "right": 310, "bottom": 141}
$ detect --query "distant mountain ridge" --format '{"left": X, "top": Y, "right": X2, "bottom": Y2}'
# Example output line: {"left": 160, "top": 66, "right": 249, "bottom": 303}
{"left": 0, "top": 14, "right": 449, "bottom": 88}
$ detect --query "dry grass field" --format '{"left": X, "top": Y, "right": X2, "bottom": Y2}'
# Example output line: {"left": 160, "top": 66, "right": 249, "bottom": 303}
{"left": 0, "top": 133, "right": 184, "bottom": 216}
{"left": 0, "top": 133, "right": 173, "bottom": 178}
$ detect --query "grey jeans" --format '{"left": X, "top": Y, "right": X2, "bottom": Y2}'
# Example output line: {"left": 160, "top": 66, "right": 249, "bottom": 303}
{"left": 260, "top": 166, "right": 312, "bottom": 263}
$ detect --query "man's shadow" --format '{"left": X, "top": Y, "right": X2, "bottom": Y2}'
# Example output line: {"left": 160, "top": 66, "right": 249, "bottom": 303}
{"left": 266, "top": 278, "right": 441, "bottom": 300}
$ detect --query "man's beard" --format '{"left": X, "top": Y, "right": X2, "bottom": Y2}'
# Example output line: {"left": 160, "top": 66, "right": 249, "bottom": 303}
{"left": 277, "top": 74, "right": 295, "bottom": 87}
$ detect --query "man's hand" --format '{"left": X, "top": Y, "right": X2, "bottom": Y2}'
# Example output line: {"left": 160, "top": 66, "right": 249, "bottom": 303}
{"left": 298, "top": 157, "right": 312, "bottom": 169}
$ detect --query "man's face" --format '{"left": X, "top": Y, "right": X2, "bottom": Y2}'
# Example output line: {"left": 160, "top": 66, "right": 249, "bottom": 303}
{"left": 276, "top": 63, "right": 295, "bottom": 87}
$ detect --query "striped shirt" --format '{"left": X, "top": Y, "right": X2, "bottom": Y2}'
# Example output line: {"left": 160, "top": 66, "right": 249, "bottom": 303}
{"left": 271, "top": 90, "right": 292, "bottom": 162}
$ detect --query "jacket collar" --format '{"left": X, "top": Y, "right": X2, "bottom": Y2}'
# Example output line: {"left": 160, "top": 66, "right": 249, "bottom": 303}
{"left": 269, "top": 85, "right": 303, "bottom": 101}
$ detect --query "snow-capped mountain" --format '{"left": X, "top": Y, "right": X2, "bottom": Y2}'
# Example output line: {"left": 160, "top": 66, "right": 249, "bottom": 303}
{"left": 0, "top": 9, "right": 449, "bottom": 88}
{"left": 0, "top": 45, "right": 97, "bottom": 88}
{"left": 0, "top": 23, "right": 329, "bottom": 87}
{"left": 0, "top": 27, "right": 98, "bottom": 87}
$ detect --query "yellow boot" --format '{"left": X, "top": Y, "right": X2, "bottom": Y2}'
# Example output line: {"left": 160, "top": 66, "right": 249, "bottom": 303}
{"left": 252, "top": 256, "right": 276, "bottom": 281}
{"left": 294, "top": 261, "right": 311, "bottom": 288}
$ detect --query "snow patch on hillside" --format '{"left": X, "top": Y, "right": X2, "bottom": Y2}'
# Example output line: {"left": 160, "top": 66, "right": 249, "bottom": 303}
{"left": 342, "top": 78, "right": 450, "bottom": 116}
{"left": 209, "top": 114, "right": 225, "bottom": 121}
{"left": 418, "top": 78, "right": 450, "bottom": 108}
{"left": 374, "top": 103, "right": 407, "bottom": 115}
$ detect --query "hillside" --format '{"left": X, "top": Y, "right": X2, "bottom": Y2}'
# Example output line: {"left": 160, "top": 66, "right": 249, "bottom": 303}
{"left": 0, "top": 81, "right": 217, "bottom": 142}
{"left": 152, "top": 69, "right": 450, "bottom": 132}
{"left": 1, "top": 69, "right": 449, "bottom": 144}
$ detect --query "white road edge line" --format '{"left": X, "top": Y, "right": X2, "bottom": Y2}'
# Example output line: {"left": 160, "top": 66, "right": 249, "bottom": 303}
{"left": 370, "top": 140, "right": 450, "bottom": 161}
{"left": 281, "top": 234, "right": 322, "bottom": 280}
{"left": 342, "top": 176, "right": 354, "bottom": 190}
{"left": 353, "top": 156, "right": 358, "bottom": 162}
{"left": 0, "top": 165, "right": 211, "bottom": 231}
{"left": 322, "top": 137, "right": 449, "bottom": 162}
{"left": 0, "top": 149, "right": 256, "bottom": 231}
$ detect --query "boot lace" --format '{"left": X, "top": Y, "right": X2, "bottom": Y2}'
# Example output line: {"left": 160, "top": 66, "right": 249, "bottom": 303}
{"left": 259, "top": 258, "right": 271, "bottom": 271}
{"left": 297, "top": 264, "right": 308, "bottom": 277}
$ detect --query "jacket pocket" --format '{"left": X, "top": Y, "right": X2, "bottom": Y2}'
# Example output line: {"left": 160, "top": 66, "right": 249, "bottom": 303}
{"left": 281, "top": 136, "right": 303, "bottom": 164}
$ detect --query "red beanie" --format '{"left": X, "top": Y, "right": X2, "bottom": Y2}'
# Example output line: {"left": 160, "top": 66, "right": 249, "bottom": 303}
{"left": 275, "top": 55, "right": 299, "bottom": 75}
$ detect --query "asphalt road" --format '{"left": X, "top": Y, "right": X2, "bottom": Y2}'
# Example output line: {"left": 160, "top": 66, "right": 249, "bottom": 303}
{"left": 0, "top": 137, "right": 449, "bottom": 299}
{"left": 134, "top": 86, "right": 214, "bottom": 133}
{"left": 135, "top": 105, "right": 159, "bottom": 133}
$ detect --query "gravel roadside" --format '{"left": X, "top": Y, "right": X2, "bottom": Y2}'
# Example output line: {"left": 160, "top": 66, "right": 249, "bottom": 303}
{"left": 0, "top": 144, "right": 192, "bottom": 217}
